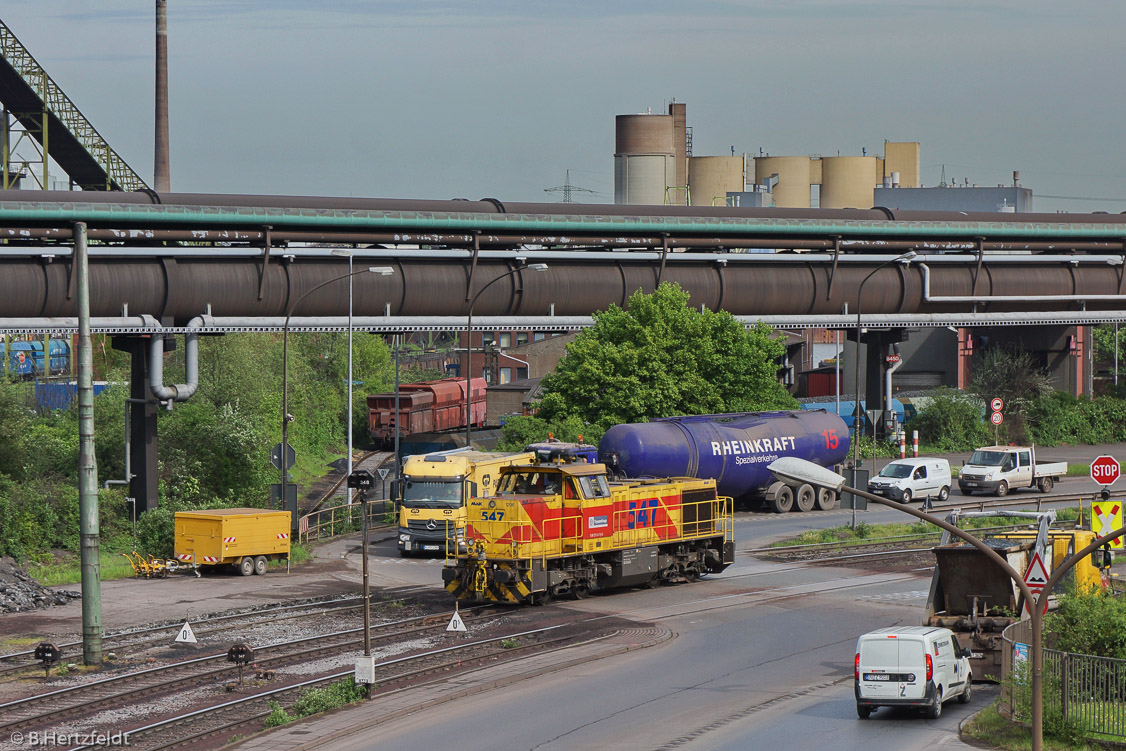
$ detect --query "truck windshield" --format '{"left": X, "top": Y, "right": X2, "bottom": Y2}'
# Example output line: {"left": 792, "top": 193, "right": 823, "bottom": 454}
{"left": 402, "top": 479, "right": 462, "bottom": 507}
{"left": 969, "top": 450, "right": 1006, "bottom": 466}
{"left": 878, "top": 464, "right": 913, "bottom": 479}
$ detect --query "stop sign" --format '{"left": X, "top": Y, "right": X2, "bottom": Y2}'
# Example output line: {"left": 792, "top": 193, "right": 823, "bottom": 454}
{"left": 1091, "top": 455, "right": 1120, "bottom": 486}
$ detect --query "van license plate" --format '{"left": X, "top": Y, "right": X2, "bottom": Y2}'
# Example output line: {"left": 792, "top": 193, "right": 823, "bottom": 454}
{"left": 964, "top": 482, "right": 978, "bottom": 487}
{"left": 864, "top": 673, "right": 890, "bottom": 681}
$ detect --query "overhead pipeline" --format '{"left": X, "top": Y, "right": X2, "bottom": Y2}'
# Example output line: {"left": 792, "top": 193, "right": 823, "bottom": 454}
{"left": 0, "top": 252, "right": 1123, "bottom": 325}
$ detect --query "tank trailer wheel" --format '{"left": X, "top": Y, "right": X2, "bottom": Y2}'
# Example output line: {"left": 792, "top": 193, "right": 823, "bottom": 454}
{"left": 253, "top": 555, "right": 268, "bottom": 575}
{"left": 768, "top": 483, "right": 794, "bottom": 513}
{"left": 1038, "top": 477, "right": 1054, "bottom": 493}
{"left": 795, "top": 483, "right": 816, "bottom": 512}
{"left": 816, "top": 488, "right": 837, "bottom": 511}
{"left": 238, "top": 557, "right": 254, "bottom": 577}
{"left": 938, "top": 485, "right": 950, "bottom": 502}
{"left": 995, "top": 480, "right": 1009, "bottom": 497}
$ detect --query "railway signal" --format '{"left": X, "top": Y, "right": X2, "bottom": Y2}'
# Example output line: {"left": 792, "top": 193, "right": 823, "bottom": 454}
{"left": 1091, "top": 455, "right": 1120, "bottom": 486}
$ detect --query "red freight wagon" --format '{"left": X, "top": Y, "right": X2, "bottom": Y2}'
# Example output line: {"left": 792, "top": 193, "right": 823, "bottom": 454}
{"left": 367, "top": 377, "right": 487, "bottom": 445}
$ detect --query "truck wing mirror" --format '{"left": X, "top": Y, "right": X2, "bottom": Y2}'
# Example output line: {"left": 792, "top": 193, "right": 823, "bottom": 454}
{"left": 390, "top": 480, "right": 401, "bottom": 501}
{"left": 963, "top": 648, "right": 973, "bottom": 659}
{"left": 1092, "top": 548, "right": 1113, "bottom": 569}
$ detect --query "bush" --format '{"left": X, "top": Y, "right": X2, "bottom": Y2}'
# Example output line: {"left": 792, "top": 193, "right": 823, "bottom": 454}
{"left": 1044, "top": 588, "right": 1126, "bottom": 660}
{"left": 1026, "top": 392, "right": 1126, "bottom": 446}
{"left": 908, "top": 389, "right": 990, "bottom": 451}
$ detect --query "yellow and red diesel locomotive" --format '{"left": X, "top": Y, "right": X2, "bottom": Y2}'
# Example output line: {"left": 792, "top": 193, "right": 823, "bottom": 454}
{"left": 442, "top": 451, "right": 734, "bottom": 604}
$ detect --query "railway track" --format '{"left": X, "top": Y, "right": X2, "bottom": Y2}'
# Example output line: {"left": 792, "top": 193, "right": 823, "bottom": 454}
{"left": 0, "top": 595, "right": 400, "bottom": 680}
{"left": 66, "top": 621, "right": 588, "bottom": 751}
{"left": 0, "top": 605, "right": 502, "bottom": 743}
{"left": 305, "top": 450, "right": 394, "bottom": 515}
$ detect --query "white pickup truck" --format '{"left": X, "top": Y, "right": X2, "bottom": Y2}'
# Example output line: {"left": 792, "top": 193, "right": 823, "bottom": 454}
{"left": 957, "top": 445, "right": 1067, "bottom": 496}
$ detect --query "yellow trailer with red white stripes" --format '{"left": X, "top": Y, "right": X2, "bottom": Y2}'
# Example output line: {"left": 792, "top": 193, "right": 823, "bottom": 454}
{"left": 174, "top": 508, "right": 291, "bottom": 576}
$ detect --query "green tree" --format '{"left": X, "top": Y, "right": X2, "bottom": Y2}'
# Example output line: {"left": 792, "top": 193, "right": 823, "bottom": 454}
{"left": 0, "top": 378, "right": 33, "bottom": 478}
{"left": 969, "top": 344, "right": 1052, "bottom": 443}
{"left": 537, "top": 283, "right": 796, "bottom": 431}
{"left": 497, "top": 414, "right": 601, "bottom": 452}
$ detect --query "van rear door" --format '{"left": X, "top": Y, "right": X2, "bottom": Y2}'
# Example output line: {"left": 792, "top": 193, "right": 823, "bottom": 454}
{"left": 859, "top": 636, "right": 925, "bottom": 699}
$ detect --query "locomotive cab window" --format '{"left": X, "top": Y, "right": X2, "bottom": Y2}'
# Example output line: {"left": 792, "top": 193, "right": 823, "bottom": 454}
{"left": 577, "top": 475, "right": 611, "bottom": 499}
{"left": 500, "top": 472, "right": 557, "bottom": 495}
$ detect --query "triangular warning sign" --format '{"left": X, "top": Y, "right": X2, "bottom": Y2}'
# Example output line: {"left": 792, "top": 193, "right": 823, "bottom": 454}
{"left": 1023, "top": 553, "right": 1049, "bottom": 591}
{"left": 175, "top": 622, "right": 197, "bottom": 644}
{"left": 446, "top": 607, "right": 468, "bottom": 633}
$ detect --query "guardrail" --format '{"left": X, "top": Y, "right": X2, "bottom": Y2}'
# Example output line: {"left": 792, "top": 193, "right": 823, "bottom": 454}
{"left": 1001, "top": 618, "right": 1126, "bottom": 739}
{"left": 298, "top": 499, "right": 393, "bottom": 544}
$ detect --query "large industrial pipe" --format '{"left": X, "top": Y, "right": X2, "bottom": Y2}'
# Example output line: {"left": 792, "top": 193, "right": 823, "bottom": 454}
{"left": 148, "top": 317, "right": 201, "bottom": 403}
{"left": 1, "top": 254, "right": 1125, "bottom": 324}
{"left": 2, "top": 190, "right": 1126, "bottom": 230}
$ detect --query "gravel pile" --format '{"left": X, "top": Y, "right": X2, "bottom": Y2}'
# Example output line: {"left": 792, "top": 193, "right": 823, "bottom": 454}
{"left": 0, "top": 557, "right": 80, "bottom": 613}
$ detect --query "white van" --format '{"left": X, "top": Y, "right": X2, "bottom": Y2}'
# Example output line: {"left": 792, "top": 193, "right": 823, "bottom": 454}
{"left": 855, "top": 626, "right": 972, "bottom": 719}
{"left": 866, "top": 458, "right": 952, "bottom": 504}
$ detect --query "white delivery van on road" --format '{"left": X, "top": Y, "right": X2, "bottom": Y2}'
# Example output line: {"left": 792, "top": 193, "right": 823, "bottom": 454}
{"left": 855, "top": 626, "right": 972, "bottom": 719}
{"left": 866, "top": 458, "right": 952, "bottom": 504}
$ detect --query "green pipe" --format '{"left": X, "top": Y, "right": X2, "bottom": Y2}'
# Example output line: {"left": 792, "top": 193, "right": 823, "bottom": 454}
{"left": 0, "top": 202, "right": 1125, "bottom": 239}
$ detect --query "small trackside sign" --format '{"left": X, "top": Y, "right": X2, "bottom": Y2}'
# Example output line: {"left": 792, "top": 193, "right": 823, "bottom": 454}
{"left": 175, "top": 622, "right": 197, "bottom": 644}
{"left": 447, "top": 606, "right": 468, "bottom": 633}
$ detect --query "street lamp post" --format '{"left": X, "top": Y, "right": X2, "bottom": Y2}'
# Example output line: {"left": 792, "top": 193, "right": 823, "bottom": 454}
{"left": 282, "top": 265, "right": 394, "bottom": 533}
{"left": 464, "top": 262, "right": 548, "bottom": 449}
{"left": 767, "top": 456, "right": 1126, "bottom": 751}
{"left": 330, "top": 250, "right": 356, "bottom": 483}
{"left": 853, "top": 251, "right": 917, "bottom": 472}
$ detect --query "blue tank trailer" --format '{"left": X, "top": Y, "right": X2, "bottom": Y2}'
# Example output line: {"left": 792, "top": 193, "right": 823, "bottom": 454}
{"left": 598, "top": 410, "right": 851, "bottom": 513}
{"left": 0, "top": 339, "right": 71, "bottom": 377}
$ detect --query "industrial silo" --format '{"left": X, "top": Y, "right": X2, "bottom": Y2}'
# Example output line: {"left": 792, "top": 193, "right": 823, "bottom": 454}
{"left": 820, "top": 156, "right": 880, "bottom": 209}
{"left": 687, "top": 156, "right": 745, "bottom": 206}
{"left": 614, "top": 114, "right": 676, "bottom": 205}
{"left": 754, "top": 156, "right": 813, "bottom": 208}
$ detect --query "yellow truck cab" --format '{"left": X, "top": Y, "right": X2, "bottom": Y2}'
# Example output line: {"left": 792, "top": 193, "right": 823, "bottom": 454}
{"left": 395, "top": 449, "right": 534, "bottom": 556}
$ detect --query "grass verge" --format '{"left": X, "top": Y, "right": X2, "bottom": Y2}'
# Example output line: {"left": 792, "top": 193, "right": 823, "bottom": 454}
{"left": 962, "top": 700, "right": 1111, "bottom": 751}
{"left": 265, "top": 677, "right": 367, "bottom": 727}
{"left": 29, "top": 551, "right": 137, "bottom": 586}
{"left": 768, "top": 507, "right": 1086, "bottom": 549}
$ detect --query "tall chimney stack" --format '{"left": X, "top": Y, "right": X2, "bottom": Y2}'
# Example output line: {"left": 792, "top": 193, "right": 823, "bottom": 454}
{"left": 154, "top": 0, "right": 170, "bottom": 192}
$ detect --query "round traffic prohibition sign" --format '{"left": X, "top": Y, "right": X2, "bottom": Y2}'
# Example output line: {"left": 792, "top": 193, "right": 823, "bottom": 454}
{"left": 991, "top": 397, "right": 1004, "bottom": 412}
{"left": 990, "top": 411, "right": 1003, "bottom": 426}
{"left": 1091, "top": 455, "right": 1120, "bottom": 486}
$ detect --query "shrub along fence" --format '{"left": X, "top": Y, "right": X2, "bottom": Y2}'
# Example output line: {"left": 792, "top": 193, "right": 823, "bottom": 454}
{"left": 1002, "top": 618, "right": 1126, "bottom": 739}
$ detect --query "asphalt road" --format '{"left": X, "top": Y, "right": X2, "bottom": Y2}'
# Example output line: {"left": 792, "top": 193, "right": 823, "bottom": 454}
{"left": 317, "top": 555, "right": 997, "bottom": 751}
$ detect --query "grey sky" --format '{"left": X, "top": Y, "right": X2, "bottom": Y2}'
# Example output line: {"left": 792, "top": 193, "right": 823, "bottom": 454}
{"left": 3, "top": 1, "right": 1123, "bottom": 212}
